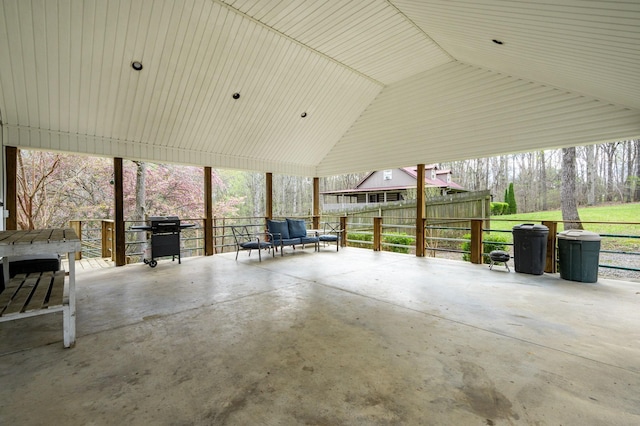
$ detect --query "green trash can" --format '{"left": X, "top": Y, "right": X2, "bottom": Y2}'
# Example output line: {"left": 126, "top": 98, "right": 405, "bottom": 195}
{"left": 557, "top": 230, "right": 601, "bottom": 283}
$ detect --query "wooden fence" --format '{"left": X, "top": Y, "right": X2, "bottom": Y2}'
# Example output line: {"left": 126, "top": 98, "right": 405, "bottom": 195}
{"left": 340, "top": 190, "right": 492, "bottom": 235}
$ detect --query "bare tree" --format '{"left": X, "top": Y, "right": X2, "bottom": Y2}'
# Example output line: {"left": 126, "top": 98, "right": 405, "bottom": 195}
{"left": 635, "top": 140, "right": 640, "bottom": 202}
{"left": 601, "top": 142, "right": 620, "bottom": 201}
{"left": 133, "top": 161, "right": 147, "bottom": 247}
{"left": 539, "top": 151, "right": 548, "bottom": 210}
{"left": 561, "top": 147, "right": 583, "bottom": 230}
{"left": 584, "top": 144, "right": 597, "bottom": 205}
{"left": 16, "top": 151, "right": 62, "bottom": 229}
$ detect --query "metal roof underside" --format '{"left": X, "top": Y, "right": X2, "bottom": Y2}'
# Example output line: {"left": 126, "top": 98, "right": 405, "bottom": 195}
{"left": 1, "top": 0, "right": 639, "bottom": 177}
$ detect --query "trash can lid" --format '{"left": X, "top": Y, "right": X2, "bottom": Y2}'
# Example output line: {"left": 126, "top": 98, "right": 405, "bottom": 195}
{"left": 558, "top": 229, "right": 601, "bottom": 241}
{"left": 512, "top": 223, "right": 549, "bottom": 232}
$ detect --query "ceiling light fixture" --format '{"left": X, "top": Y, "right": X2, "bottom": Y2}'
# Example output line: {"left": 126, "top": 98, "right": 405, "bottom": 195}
{"left": 232, "top": 92, "right": 240, "bottom": 99}
{"left": 301, "top": 112, "right": 307, "bottom": 118}
{"left": 131, "top": 61, "right": 143, "bottom": 71}
{"left": 492, "top": 39, "right": 504, "bottom": 45}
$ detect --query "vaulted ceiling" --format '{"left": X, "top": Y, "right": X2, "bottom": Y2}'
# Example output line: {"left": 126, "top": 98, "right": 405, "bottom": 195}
{"left": 1, "top": 0, "right": 639, "bottom": 176}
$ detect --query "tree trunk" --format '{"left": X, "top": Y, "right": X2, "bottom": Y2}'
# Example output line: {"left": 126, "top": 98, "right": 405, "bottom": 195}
{"left": 603, "top": 142, "right": 618, "bottom": 201}
{"left": 585, "top": 144, "right": 596, "bottom": 205}
{"left": 635, "top": 139, "right": 640, "bottom": 202}
{"left": 134, "top": 161, "right": 147, "bottom": 245}
{"left": 539, "top": 150, "right": 548, "bottom": 211}
{"left": 561, "top": 147, "right": 583, "bottom": 230}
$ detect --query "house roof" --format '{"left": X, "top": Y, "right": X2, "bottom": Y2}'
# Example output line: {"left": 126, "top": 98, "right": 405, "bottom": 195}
{"left": 400, "top": 166, "right": 465, "bottom": 190}
{"left": 1, "top": 1, "right": 639, "bottom": 177}
{"left": 322, "top": 165, "right": 463, "bottom": 194}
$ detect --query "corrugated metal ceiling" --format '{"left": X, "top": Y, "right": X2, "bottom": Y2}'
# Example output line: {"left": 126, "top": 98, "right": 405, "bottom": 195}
{"left": 0, "top": 0, "right": 638, "bottom": 176}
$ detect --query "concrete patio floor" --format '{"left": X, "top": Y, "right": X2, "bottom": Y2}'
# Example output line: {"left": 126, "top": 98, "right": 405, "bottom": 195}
{"left": 1, "top": 247, "right": 639, "bottom": 425}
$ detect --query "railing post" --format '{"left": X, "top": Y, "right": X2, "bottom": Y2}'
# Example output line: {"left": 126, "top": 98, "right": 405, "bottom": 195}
{"left": 69, "top": 220, "right": 82, "bottom": 260}
{"left": 373, "top": 217, "right": 382, "bottom": 251}
{"left": 419, "top": 217, "right": 426, "bottom": 256}
{"left": 340, "top": 216, "right": 347, "bottom": 247}
{"left": 101, "top": 220, "right": 113, "bottom": 259}
{"left": 213, "top": 217, "right": 218, "bottom": 254}
{"left": 543, "top": 220, "right": 557, "bottom": 273}
{"left": 470, "top": 219, "right": 483, "bottom": 264}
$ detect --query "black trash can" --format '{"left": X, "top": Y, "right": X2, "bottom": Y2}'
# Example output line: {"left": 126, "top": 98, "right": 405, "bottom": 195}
{"left": 557, "top": 230, "right": 601, "bottom": 283}
{"left": 512, "top": 224, "right": 549, "bottom": 275}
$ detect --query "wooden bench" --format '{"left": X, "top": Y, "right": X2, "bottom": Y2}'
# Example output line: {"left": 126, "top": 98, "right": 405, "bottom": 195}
{"left": 0, "top": 270, "right": 71, "bottom": 345}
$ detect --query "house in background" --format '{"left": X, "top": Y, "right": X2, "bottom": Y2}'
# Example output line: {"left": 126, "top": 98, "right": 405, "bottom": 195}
{"left": 322, "top": 165, "right": 465, "bottom": 211}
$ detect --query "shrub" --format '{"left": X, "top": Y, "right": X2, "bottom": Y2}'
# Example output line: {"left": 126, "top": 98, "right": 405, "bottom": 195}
{"left": 461, "top": 233, "right": 508, "bottom": 263}
{"left": 507, "top": 182, "right": 517, "bottom": 214}
{"left": 347, "top": 232, "right": 372, "bottom": 249}
{"left": 383, "top": 233, "right": 414, "bottom": 254}
{"left": 491, "top": 202, "right": 509, "bottom": 216}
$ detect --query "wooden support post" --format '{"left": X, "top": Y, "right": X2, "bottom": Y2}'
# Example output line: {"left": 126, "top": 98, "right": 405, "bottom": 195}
{"left": 69, "top": 220, "right": 82, "bottom": 260}
{"left": 415, "top": 164, "right": 425, "bottom": 257}
{"left": 113, "top": 158, "right": 126, "bottom": 266}
{"left": 470, "top": 219, "right": 483, "bottom": 264}
{"left": 373, "top": 217, "right": 382, "bottom": 251}
{"left": 340, "top": 216, "right": 347, "bottom": 247}
{"left": 204, "top": 167, "right": 214, "bottom": 256}
{"left": 543, "top": 220, "right": 557, "bottom": 273}
{"left": 313, "top": 177, "right": 320, "bottom": 229}
{"left": 5, "top": 146, "right": 17, "bottom": 230}
{"left": 265, "top": 172, "right": 273, "bottom": 220}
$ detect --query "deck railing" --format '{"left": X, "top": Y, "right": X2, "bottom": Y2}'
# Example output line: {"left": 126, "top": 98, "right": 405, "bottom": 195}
{"left": 69, "top": 215, "right": 640, "bottom": 276}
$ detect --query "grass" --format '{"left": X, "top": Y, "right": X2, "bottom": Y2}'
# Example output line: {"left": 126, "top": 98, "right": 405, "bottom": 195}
{"left": 487, "top": 203, "right": 640, "bottom": 250}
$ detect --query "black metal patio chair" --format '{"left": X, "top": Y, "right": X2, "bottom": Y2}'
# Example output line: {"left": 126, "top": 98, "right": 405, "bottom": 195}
{"left": 231, "top": 225, "right": 274, "bottom": 261}
{"left": 318, "top": 222, "right": 343, "bottom": 251}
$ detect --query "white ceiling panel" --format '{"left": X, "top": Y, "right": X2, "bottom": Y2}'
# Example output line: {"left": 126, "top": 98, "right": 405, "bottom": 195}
{"left": 221, "top": 0, "right": 452, "bottom": 84}
{"left": 0, "top": 0, "right": 639, "bottom": 177}
{"left": 318, "top": 61, "right": 640, "bottom": 175}
{"left": 394, "top": 0, "right": 640, "bottom": 109}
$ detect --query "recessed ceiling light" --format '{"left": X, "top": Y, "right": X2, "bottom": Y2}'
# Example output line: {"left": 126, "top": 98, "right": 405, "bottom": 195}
{"left": 492, "top": 39, "right": 504, "bottom": 45}
{"left": 232, "top": 92, "right": 240, "bottom": 99}
{"left": 131, "top": 61, "right": 143, "bottom": 71}
{"left": 301, "top": 112, "right": 307, "bottom": 118}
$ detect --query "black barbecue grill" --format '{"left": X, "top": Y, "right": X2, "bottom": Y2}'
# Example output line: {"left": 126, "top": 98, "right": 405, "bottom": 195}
{"left": 131, "top": 216, "right": 194, "bottom": 267}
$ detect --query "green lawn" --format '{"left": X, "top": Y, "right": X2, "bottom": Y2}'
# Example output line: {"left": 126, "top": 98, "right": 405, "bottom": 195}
{"left": 487, "top": 203, "right": 640, "bottom": 250}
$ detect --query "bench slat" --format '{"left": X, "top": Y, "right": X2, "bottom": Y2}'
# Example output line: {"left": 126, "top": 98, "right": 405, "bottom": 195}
{"left": 0, "top": 278, "right": 22, "bottom": 315}
{"left": 47, "top": 271, "right": 66, "bottom": 307}
{"left": 1, "top": 271, "right": 66, "bottom": 317}
{"left": 25, "top": 272, "right": 54, "bottom": 311}
{"left": 2, "top": 275, "right": 39, "bottom": 315}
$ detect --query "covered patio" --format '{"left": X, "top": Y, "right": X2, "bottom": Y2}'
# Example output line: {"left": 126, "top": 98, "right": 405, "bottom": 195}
{"left": 1, "top": 248, "right": 638, "bottom": 424}
{"left": 1, "top": 1, "right": 640, "bottom": 424}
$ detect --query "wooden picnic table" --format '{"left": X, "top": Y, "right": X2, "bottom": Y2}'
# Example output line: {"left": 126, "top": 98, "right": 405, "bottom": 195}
{"left": 0, "top": 228, "right": 81, "bottom": 347}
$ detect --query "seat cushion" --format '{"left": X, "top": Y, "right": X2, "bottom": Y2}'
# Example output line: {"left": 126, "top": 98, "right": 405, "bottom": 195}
{"left": 319, "top": 234, "right": 338, "bottom": 242}
{"left": 267, "top": 220, "right": 289, "bottom": 240}
{"left": 240, "top": 241, "right": 271, "bottom": 250}
{"left": 286, "top": 218, "right": 307, "bottom": 238}
{"left": 279, "top": 238, "right": 301, "bottom": 246}
{"left": 299, "top": 236, "right": 319, "bottom": 245}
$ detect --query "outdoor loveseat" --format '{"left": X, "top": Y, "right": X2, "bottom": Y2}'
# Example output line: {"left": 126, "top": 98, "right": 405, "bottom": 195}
{"left": 267, "top": 218, "right": 319, "bottom": 255}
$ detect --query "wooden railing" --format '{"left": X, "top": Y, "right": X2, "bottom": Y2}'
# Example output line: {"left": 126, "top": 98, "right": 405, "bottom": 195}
{"left": 68, "top": 216, "right": 640, "bottom": 275}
